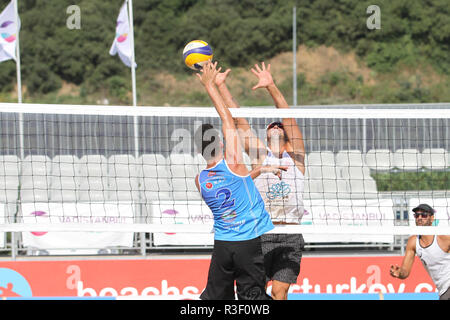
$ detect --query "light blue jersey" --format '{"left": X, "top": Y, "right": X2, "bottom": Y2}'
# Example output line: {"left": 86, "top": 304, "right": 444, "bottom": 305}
{"left": 198, "top": 159, "right": 274, "bottom": 241}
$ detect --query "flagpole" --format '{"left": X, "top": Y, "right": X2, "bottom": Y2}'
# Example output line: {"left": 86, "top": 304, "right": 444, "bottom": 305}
{"left": 13, "top": 0, "right": 21, "bottom": 104}
{"left": 127, "top": 0, "right": 138, "bottom": 160}
{"left": 126, "top": 0, "right": 144, "bottom": 252}
{"left": 13, "top": 0, "right": 24, "bottom": 160}
{"left": 127, "top": 0, "right": 137, "bottom": 107}
{"left": 13, "top": 0, "right": 22, "bottom": 261}
{"left": 292, "top": 6, "right": 297, "bottom": 107}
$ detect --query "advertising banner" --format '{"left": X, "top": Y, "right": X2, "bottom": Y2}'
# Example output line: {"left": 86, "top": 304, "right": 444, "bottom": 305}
{"left": 151, "top": 199, "right": 395, "bottom": 246}
{"left": 302, "top": 198, "right": 395, "bottom": 243}
{"left": 20, "top": 202, "right": 135, "bottom": 253}
{"left": 151, "top": 200, "right": 214, "bottom": 246}
{"left": 0, "top": 256, "right": 436, "bottom": 299}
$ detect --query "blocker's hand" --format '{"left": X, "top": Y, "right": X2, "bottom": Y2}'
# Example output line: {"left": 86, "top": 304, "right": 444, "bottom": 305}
{"left": 251, "top": 62, "right": 274, "bottom": 90}
{"left": 196, "top": 61, "right": 221, "bottom": 87}
{"left": 215, "top": 68, "right": 231, "bottom": 87}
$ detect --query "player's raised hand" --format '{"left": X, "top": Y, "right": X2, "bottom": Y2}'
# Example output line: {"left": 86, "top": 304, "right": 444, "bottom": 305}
{"left": 261, "top": 165, "right": 288, "bottom": 179}
{"left": 251, "top": 62, "right": 274, "bottom": 90}
{"left": 196, "top": 61, "right": 221, "bottom": 86}
{"left": 215, "top": 68, "right": 231, "bottom": 87}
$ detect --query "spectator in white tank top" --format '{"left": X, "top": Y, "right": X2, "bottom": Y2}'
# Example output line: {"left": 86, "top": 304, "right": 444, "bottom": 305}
{"left": 390, "top": 204, "right": 450, "bottom": 300}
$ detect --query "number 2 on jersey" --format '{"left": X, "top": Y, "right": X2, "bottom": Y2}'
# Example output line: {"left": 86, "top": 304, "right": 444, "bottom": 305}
{"left": 215, "top": 188, "right": 235, "bottom": 209}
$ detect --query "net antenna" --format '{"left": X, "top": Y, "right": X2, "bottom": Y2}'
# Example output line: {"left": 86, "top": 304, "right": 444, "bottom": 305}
{"left": 0, "top": 102, "right": 449, "bottom": 237}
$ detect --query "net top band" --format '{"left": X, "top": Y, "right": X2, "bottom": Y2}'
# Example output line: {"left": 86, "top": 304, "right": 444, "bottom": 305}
{"left": 0, "top": 103, "right": 449, "bottom": 119}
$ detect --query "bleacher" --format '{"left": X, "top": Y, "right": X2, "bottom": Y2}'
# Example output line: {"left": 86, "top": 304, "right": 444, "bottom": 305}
{"left": 0, "top": 103, "right": 449, "bottom": 256}
{"left": 2, "top": 148, "right": 448, "bottom": 202}
{"left": 0, "top": 147, "right": 448, "bottom": 255}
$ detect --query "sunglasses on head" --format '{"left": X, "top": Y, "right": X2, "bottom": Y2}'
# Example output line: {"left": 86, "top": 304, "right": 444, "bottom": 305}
{"left": 414, "top": 212, "right": 433, "bottom": 218}
{"left": 267, "top": 122, "right": 284, "bottom": 130}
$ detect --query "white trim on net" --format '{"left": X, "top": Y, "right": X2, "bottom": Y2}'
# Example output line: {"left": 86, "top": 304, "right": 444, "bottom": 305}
{"left": 0, "top": 103, "right": 449, "bottom": 119}
{"left": 1, "top": 223, "right": 449, "bottom": 235}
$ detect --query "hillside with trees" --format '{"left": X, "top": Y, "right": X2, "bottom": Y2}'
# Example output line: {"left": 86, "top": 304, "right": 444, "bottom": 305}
{"left": 0, "top": 0, "right": 449, "bottom": 106}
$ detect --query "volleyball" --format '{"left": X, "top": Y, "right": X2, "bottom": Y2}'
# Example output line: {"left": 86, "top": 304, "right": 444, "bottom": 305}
{"left": 182, "top": 40, "right": 213, "bottom": 70}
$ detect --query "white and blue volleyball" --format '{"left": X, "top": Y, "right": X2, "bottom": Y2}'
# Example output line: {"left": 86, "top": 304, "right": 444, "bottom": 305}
{"left": 183, "top": 40, "right": 213, "bottom": 70}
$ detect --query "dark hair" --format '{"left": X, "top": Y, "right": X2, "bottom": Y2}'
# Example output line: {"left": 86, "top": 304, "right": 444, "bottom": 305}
{"left": 194, "top": 124, "right": 221, "bottom": 160}
{"left": 412, "top": 203, "right": 435, "bottom": 215}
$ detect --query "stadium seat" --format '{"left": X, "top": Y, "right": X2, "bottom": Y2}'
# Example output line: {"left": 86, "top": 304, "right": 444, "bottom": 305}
{"left": 336, "top": 150, "right": 365, "bottom": 167}
{"left": 306, "top": 166, "right": 350, "bottom": 199}
{"left": 141, "top": 177, "right": 173, "bottom": 201}
{"left": 305, "top": 154, "right": 344, "bottom": 199}
{"left": 307, "top": 151, "right": 336, "bottom": 166}
{"left": 20, "top": 156, "right": 52, "bottom": 202}
{"left": 336, "top": 150, "right": 371, "bottom": 179}
{"left": 340, "top": 165, "right": 372, "bottom": 180}
{"left": 0, "top": 176, "right": 19, "bottom": 203}
{"left": 393, "top": 149, "right": 422, "bottom": 171}
{"left": 348, "top": 178, "right": 378, "bottom": 199}
{"left": 307, "top": 163, "right": 340, "bottom": 180}
{"left": 171, "top": 176, "right": 201, "bottom": 200}
{"left": 168, "top": 153, "right": 194, "bottom": 165}
{"left": 193, "top": 153, "right": 207, "bottom": 174}
{"left": 77, "top": 177, "right": 109, "bottom": 202}
{"left": 138, "top": 153, "right": 170, "bottom": 178}
{"left": 49, "top": 176, "right": 78, "bottom": 202}
{"left": 50, "top": 156, "right": 80, "bottom": 202}
{"left": 51, "top": 155, "right": 80, "bottom": 177}
{"left": 108, "top": 154, "right": 138, "bottom": 177}
{"left": 421, "top": 148, "right": 447, "bottom": 170}
{"left": 365, "top": 149, "right": 394, "bottom": 171}
{"left": 21, "top": 155, "right": 52, "bottom": 177}
{"left": 168, "top": 153, "right": 197, "bottom": 179}
{"left": 448, "top": 150, "right": 450, "bottom": 168}
{"left": 139, "top": 153, "right": 167, "bottom": 165}
{"left": 107, "top": 154, "right": 141, "bottom": 201}
{"left": 0, "top": 155, "right": 20, "bottom": 177}
{"left": 20, "top": 175, "right": 51, "bottom": 188}
{"left": 173, "top": 190, "right": 201, "bottom": 201}
{"left": 307, "top": 152, "right": 336, "bottom": 194}
{"left": 78, "top": 155, "right": 109, "bottom": 178}
{"left": 20, "top": 189, "right": 52, "bottom": 202}
{"left": 108, "top": 177, "right": 141, "bottom": 201}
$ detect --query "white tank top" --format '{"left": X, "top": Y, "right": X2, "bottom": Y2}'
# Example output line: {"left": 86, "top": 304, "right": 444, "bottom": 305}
{"left": 254, "top": 149, "right": 304, "bottom": 224}
{"left": 416, "top": 236, "right": 450, "bottom": 296}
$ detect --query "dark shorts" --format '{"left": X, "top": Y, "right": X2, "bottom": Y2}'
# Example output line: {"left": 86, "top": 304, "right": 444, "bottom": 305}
{"left": 261, "top": 233, "right": 305, "bottom": 284}
{"left": 440, "top": 287, "right": 450, "bottom": 300}
{"left": 200, "top": 237, "right": 272, "bottom": 300}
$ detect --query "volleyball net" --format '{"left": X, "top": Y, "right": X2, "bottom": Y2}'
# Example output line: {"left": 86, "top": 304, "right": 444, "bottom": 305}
{"left": 0, "top": 103, "right": 449, "bottom": 240}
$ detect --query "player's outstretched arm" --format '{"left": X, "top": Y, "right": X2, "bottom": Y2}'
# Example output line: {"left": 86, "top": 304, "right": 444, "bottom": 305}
{"left": 390, "top": 236, "right": 416, "bottom": 279}
{"left": 196, "top": 61, "right": 247, "bottom": 175}
{"left": 251, "top": 62, "right": 306, "bottom": 173}
{"left": 249, "top": 165, "right": 288, "bottom": 180}
{"left": 215, "top": 69, "right": 266, "bottom": 165}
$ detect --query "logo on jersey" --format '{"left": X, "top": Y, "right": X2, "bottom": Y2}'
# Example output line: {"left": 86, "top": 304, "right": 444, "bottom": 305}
{"left": 201, "top": 175, "right": 226, "bottom": 191}
{"left": 221, "top": 209, "right": 237, "bottom": 223}
{"left": 266, "top": 181, "right": 291, "bottom": 200}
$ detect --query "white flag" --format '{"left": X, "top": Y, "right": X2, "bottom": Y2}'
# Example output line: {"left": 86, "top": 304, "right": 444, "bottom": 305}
{"left": 109, "top": 1, "right": 136, "bottom": 68}
{"left": 0, "top": 0, "right": 20, "bottom": 63}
